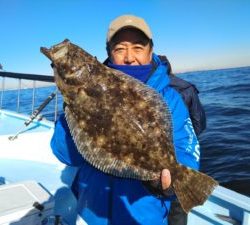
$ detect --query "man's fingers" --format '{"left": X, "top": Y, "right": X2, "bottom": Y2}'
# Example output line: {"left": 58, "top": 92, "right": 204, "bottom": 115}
{"left": 161, "top": 169, "right": 171, "bottom": 190}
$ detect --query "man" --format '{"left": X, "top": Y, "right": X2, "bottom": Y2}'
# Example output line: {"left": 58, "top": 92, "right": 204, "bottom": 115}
{"left": 51, "top": 15, "right": 202, "bottom": 225}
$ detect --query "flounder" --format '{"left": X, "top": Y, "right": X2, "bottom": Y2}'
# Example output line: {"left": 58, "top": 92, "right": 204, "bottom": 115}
{"left": 41, "top": 39, "right": 218, "bottom": 212}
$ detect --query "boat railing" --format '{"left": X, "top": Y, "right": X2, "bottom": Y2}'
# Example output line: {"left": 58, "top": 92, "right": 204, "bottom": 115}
{"left": 0, "top": 71, "right": 62, "bottom": 122}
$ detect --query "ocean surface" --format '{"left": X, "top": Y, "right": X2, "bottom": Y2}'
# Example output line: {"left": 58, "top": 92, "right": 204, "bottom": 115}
{"left": 1, "top": 66, "right": 250, "bottom": 196}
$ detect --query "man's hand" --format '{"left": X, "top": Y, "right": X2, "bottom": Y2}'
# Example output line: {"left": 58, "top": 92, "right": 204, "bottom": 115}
{"left": 161, "top": 169, "right": 171, "bottom": 190}
{"left": 142, "top": 168, "right": 173, "bottom": 197}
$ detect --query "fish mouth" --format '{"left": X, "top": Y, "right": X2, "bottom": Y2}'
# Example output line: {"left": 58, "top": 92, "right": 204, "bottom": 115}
{"left": 40, "top": 47, "right": 52, "bottom": 60}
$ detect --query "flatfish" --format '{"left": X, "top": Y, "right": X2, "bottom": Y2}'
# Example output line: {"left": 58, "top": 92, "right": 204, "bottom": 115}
{"left": 41, "top": 39, "right": 218, "bottom": 212}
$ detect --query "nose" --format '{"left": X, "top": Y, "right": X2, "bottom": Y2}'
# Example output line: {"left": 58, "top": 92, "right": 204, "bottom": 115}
{"left": 124, "top": 49, "right": 135, "bottom": 65}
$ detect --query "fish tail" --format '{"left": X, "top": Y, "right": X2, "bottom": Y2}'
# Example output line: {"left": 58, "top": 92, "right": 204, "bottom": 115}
{"left": 172, "top": 165, "right": 218, "bottom": 213}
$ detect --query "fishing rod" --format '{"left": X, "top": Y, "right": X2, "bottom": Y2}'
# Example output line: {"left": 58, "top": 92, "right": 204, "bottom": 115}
{"left": 8, "top": 91, "right": 57, "bottom": 141}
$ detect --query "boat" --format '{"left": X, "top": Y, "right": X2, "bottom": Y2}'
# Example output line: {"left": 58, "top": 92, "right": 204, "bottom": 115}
{"left": 0, "top": 71, "right": 78, "bottom": 225}
{"left": 0, "top": 71, "right": 249, "bottom": 225}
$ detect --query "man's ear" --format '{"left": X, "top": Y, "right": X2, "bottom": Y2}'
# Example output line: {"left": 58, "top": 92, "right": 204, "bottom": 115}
{"left": 149, "top": 48, "right": 153, "bottom": 62}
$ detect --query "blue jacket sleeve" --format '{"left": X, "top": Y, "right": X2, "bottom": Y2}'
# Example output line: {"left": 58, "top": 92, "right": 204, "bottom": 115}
{"left": 161, "top": 87, "right": 200, "bottom": 170}
{"left": 50, "top": 113, "right": 85, "bottom": 166}
{"left": 169, "top": 74, "right": 206, "bottom": 136}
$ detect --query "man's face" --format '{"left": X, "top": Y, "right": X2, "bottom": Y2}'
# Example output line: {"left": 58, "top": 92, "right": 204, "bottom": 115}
{"left": 109, "top": 28, "right": 153, "bottom": 65}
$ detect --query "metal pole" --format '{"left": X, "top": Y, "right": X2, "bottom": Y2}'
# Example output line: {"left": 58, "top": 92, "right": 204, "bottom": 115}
{"left": 17, "top": 79, "right": 21, "bottom": 112}
{"left": 54, "top": 89, "right": 58, "bottom": 121}
{"left": 32, "top": 80, "right": 36, "bottom": 113}
{"left": 0, "top": 77, "right": 5, "bottom": 109}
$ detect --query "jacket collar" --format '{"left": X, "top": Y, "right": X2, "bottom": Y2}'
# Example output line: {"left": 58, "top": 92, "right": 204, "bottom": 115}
{"left": 146, "top": 54, "right": 170, "bottom": 91}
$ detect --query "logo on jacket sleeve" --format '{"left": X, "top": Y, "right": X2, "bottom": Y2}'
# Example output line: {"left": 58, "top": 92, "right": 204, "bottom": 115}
{"left": 184, "top": 118, "right": 200, "bottom": 162}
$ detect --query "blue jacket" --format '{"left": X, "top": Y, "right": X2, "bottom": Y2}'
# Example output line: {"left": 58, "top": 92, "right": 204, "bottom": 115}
{"left": 169, "top": 74, "right": 206, "bottom": 136}
{"left": 51, "top": 54, "right": 200, "bottom": 225}
{"left": 155, "top": 55, "right": 206, "bottom": 136}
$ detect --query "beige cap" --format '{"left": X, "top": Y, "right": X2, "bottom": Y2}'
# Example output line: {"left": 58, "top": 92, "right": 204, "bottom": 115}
{"left": 107, "top": 15, "right": 152, "bottom": 43}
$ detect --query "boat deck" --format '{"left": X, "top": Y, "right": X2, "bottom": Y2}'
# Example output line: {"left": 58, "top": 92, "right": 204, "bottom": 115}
{"left": 0, "top": 110, "right": 78, "bottom": 224}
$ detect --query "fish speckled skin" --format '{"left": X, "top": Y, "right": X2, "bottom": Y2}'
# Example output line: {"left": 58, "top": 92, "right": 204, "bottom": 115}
{"left": 41, "top": 39, "right": 218, "bottom": 212}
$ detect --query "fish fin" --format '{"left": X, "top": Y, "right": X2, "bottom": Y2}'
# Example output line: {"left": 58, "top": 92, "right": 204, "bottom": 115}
{"left": 173, "top": 165, "right": 218, "bottom": 213}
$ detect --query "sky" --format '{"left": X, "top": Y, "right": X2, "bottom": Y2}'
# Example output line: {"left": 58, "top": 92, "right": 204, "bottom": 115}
{"left": 0, "top": 0, "right": 250, "bottom": 75}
